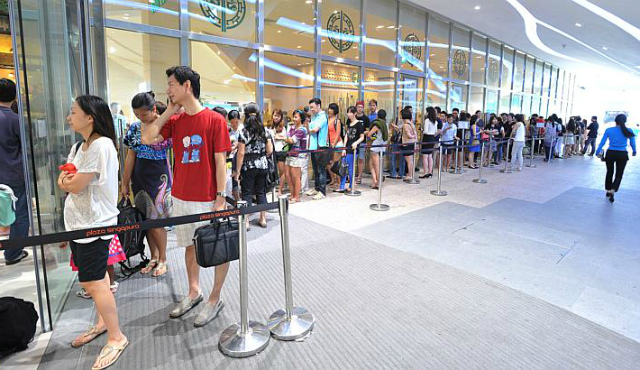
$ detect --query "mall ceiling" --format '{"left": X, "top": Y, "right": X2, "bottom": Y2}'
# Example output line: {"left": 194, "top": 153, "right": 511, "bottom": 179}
{"left": 411, "top": 0, "right": 640, "bottom": 78}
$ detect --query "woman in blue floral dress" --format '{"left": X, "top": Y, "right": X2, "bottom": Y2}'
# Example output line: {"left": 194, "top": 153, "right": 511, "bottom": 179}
{"left": 122, "top": 92, "right": 172, "bottom": 277}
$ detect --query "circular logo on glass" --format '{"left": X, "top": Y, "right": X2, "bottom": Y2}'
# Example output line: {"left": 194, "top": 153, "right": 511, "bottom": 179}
{"left": 488, "top": 59, "right": 499, "bottom": 84}
{"left": 453, "top": 50, "right": 467, "bottom": 78}
{"left": 200, "top": 0, "right": 246, "bottom": 32}
{"left": 402, "top": 34, "right": 422, "bottom": 66}
{"left": 327, "top": 11, "right": 355, "bottom": 53}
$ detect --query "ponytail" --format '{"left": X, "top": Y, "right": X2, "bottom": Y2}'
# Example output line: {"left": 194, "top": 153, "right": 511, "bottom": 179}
{"left": 615, "top": 114, "right": 635, "bottom": 138}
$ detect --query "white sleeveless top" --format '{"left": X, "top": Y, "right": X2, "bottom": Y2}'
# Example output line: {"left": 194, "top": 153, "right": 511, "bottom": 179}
{"left": 514, "top": 123, "right": 526, "bottom": 142}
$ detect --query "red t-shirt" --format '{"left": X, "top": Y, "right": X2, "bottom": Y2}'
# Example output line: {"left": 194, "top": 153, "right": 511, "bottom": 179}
{"left": 160, "top": 108, "right": 231, "bottom": 202}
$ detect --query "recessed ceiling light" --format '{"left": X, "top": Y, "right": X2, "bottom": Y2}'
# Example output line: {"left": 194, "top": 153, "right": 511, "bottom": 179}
{"left": 387, "top": 25, "right": 395, "bottom": 29}
{"left": 305, "top": 0, "right": 312, "bottom": 3}
{"left": 430, "top": 53, "right": 435, "bottom": 57}
{"left": 329, "top": 50, "right": 333, "bottom": 53}
{"left": 474, "top": 5, "right": 481, "bottom": 10}
{"left": 297, "top": 45, "right": 302, "bottom": 48}
{"left": 575, "top": 23, "right": 582, "bottom": 27}
{"left": 109, "top": 46, "right": 116, "bottom": 53}
{"left": 376, "top": 25, "right": 384, "bottom": 29}
{"left": 297, "top": 63, "right": 302, "bottom": 66}
{"left": 601, "top": 46, "right": 608, "bottom": 50}
{"left": 277, "top": 30, "right": 281, "bottom": 33}
{"left": 124, "top": 13, "right": 129, "bottom": 17}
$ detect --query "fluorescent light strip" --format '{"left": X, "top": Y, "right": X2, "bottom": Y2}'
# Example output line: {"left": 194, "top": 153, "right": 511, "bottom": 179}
{"left": 572, "top": 0, "right": 640, "bottom": 42}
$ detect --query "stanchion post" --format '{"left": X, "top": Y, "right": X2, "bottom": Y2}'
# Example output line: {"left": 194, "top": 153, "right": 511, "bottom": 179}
{"left": 219, "top": 201, "right": 270, "bottom": 357}
{"left": 473, "top": 141, "right": 487, "bottom": 184}
{"left": 268, "top": 195, "right": 315, "bottom": 340}
{"left": 430, "top": 145, "right": 447, "bottom": 196}
{"left": 488, "top": 136, "right": 496, "bottom": 168}
{"left": 370, "top": 151, "right": 390, "bottom": 211}
{"left": 267, "top": 187, "right": 279, "bottom": 213}
{"left": 345, "top": 146, "right": 362, "bottom": 196}
{"left": 405, "top": 145, "right": 420, "bottom": 184}
{"left": 500, "top": 139, "right": 513, "bottom": 174}
{"left": 450, "top": 139, "right": 463, "bottom": 174}
{"left": 526, "top": 135, "right": 537, "bottom": 168}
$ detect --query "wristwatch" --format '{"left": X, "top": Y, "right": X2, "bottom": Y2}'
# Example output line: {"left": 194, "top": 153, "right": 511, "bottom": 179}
{"left": 216, "top": 191, "right": 225, "bottom": 198}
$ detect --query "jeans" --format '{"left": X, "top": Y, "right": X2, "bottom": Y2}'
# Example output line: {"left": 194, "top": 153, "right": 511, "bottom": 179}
{"left": 494, "top": 143, "right": 503, "bottom": 163}
{"left": 310, "top": 152, "right": 327, "bottom": 195}
{"left": 389, "top": 143, "right": 406, "bottom": 177}
{"left": 240, "top": 168, "right": 268, "bottom": 207}
{"left": 605, "top": 150, "right": 629, "bottom": 192}
{"left": 340, "top": 153, "right": 355, "bottom": 190}
{"left": 544, "top": 145, "right": 554, "bottom": 161}
{"left": 583, "top": 137, "right": 596, "bottom": 155}
{"left": 510, "top": 141, "right": 525, "bottom": 169}
{"left": 4, "top": 185, "right": 29, "bottom": 261}
{"left": 301, "top": 157, "right": 309, "bottom": 192}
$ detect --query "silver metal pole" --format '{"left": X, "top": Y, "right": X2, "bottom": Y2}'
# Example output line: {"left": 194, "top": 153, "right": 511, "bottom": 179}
{"left": 500, "top": 139, "right": 513, "bottom": 174}
{"left": 405, "top": 145, "right": 420, "bottom": 184}
{"left": 473, "top": 141, "right": 488, "bottom": 184}
{"left": 267, "top": 187, "right": 278, "bottom": 213}
{"left": 219, "top": 201, "right": 270, "bottom": 357}
{"left": 526, "top": 135, "right": 537, "bottom": 168}
{"left": 269, "top": 195, "right": 315, "bottom": 340}
{"left": 431, "top": 144, "right": 447, "bottom": 196}
{"left": 450, "top": 136, "right": 463, "bottom": 174}
{"left": 370, "top": 151, "right": 390, "bottom": 211}
{"left": 488, "top": 136, "right": 495, "bottom": 168}
{"left": 345, "top": 146, "right": 362, "bottom": 196}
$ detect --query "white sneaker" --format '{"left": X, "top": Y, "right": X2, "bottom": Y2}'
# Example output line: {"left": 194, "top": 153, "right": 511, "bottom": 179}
{"left": 312, "top": 192, "right": 326, "bottom": 200}
{"left": 305, "top": 189, "right": 318, "bottom": 196}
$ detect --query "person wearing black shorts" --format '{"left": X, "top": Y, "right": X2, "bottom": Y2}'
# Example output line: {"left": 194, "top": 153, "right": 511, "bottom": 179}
{"left": 401, "top": 109, "right": 418, "bottom": 181}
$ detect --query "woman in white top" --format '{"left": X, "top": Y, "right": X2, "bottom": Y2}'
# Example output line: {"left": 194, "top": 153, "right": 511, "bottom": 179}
{"left": 510, "top": 114, "right": 527, "bottom": 171}
{"left": 420, "top": 107, "right": 438, "bottom": 178}
{"left": 58, "top": 95, "right": 128, "bottom": 369}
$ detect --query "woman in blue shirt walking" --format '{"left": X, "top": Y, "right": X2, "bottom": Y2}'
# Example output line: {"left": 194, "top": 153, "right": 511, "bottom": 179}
{"left": 596, "top": 114, "right": 637, "bottom": 203}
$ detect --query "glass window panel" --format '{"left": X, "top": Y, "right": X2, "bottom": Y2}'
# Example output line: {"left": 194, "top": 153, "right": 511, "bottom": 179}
{"left": 320, "top": 61, "right": 359, "bottom": 117}
{"left": 428, "top": 16, "right": 449, "bottom": 80}
{"left": 557, "top": 69, "right": 565, "bottom": 101}
{"left": 399, "top": 4, "right": 426, "bottom": 73}
{"left": 106, "top": 29, "right": 180, "bottom": 121}
{"left": 531, "top": 97, "right": 541, "bottom": 116}
{"left": 500, "top": 91, "right": 511, "bottom": 113}
{"left": 469, "top": 86, "right": 484, "bottom": 113}
{"left": 321, "top": 0, "right": 361, "bottom": 61}
{"left": 513, "top": 51, "right": 525, "bottom": 92}
{"left": 451, "top": 26, "right": 470, "bottom": 81}
{"left": 524, "top": 55, "right": 535, "bottom": 93}
{"left": 265, "top": 0, "right": 316, "bottom": 52}
{"left": 502, "top": 46, "right": 514, "bottom": 91}
{"left": 364, "top": 68, "right": 395, "bottom": 120}
{"left": 487, "top": 40, "right": 501, "bottom": 88}
{"left": 398, "top": 75, "right": 424, "bottom": 127}
{"left": 521, "top": 95, "right": 531, "bottom": 116}
{"left": 471, "top": 34, "right": 487, "bottom": 85}
{"left": 550, "top": 66, "right": 558, "bottom": 99}
{"left": 541, "top": 96, "right": 549, "bottom": 117}
{"left": 541, "top": 63, "right": 551, "bottom": 98}
{"left": 533, "top": 60, "right": 544, "bottom": 95}
{"left": 486, "top": 89, "right": 499, "bottom": 114}
{"left": 105, "top": 0, "right": 180, "bottom": 29}
{"left": 264, "top": 52, "right": 315, "bottom": 119}
{"left": 189, "top": 0, "right": 257, "bottom": 42}
{"left": 511, "top": 93, "right": 522, "bottom": 113}
{"left": 449, "top": 83, "right": 467, "bottom": 111}
{"left": 427, "top": 76, "right": 447, "bottom": 108}
{"left": 191, "top": 42, "right": 256, "bottom": 110}
{"left": 365, "top": 0, "right": 397, "bottom": 66}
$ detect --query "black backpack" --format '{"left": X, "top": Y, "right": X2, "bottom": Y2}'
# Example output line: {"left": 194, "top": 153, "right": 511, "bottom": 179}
{"left": 117, "top": 198, "right": 148, "bottom": 276}
{"left": 0, "top": 297, "right": 38, "bottom": 357}
{"left": 265, "top": 133, "right": 279, "bottom": 192}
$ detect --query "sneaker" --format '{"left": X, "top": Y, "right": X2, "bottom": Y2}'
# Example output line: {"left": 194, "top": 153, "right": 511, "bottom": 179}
{"left": 169, "top": 293, "right": 204, "bottom": 318}
{"left": 110, "top": 281, "right": 119, "bottom": 294}
{"left": 305, "top": 189, "right": 317, "bottom": 196}
{"left": 76, "top": 288, "right": 91, "bottom": 299}
{"left": 5, "top": 250, "right": 28, "bottom": 266}
{"left": 312, "top": 192, "right": 326, "bottom": 200}
{"left": 194, "top": 300, "right": 225, "bottom": 327}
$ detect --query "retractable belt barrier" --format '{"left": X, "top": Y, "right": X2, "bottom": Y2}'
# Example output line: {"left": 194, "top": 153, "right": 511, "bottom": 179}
{"left": 0, "top": 202, "right": 278, "bottom": 251}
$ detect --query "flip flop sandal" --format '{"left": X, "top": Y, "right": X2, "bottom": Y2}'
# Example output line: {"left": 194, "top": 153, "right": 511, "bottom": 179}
{"left": 152, "top": 262, "right": 168, "bottom": 277}
{"left": 71, "top": 326, "right": 107, "bottom": 348}
{"left": 91, "top": 340, "right": 129, "bottom": 370}
{"left": 141, "top": 259, "right": 158, "bottom": 275}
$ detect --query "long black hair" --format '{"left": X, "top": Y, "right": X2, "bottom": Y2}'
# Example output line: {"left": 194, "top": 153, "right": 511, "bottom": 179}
{"left": 615, "top": 114, "right": 635, "bottom": 138}
{"left": 426, "top": 106, "right": 437, "bottom": 123}
{"left": 76, "top": 95, "right": 117, "bottom": 149}
{"left": 243, "top": 103, "right": 265, "bottom": 140}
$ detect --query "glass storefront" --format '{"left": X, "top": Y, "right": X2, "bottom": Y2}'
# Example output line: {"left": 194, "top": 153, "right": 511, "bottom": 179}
{"left": 6, "top": 0, "right": 577, "bottom": 333}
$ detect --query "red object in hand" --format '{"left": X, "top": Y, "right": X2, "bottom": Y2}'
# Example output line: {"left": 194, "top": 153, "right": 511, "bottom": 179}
{"left": 59, "top": 163, "right": 77, "bottom": 174}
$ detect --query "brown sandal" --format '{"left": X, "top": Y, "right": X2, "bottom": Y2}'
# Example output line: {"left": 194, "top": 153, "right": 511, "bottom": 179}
{"left": 152, "top": 261, "right": 168, "bottom": 277}
{"left": 71, "top": 325, "right": 107, "bottom": 348}
{"left": 140, "top": 259, "right": 158, "bottom": 275}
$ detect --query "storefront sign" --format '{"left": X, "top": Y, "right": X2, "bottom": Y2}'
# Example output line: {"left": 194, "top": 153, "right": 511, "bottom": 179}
{"left": 453, "top": 50, "right": 467, "bottom": 78}
{"left": 327, "top": 10, "right": 355, "bottom": 53}
{"left": 200, "top": 0, "right": 246, "bottom": 32}
{"left": 402, "top": 34, "right": 422, "bottom": 66}
{"left": 151, "top": 0, "right": 167, "bottom": 13}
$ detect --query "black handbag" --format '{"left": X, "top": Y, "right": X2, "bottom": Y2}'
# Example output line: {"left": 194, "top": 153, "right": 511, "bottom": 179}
{"left": 193, "top": 218, "right": 239, "bottom": 268}
{"left": 331, "top": 158, "right": 349, "bottom": 177}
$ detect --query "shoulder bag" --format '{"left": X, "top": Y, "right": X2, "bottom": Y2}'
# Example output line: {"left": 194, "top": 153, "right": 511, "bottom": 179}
{"left": 193, "top": 218, "right": 239, "bottom": 268}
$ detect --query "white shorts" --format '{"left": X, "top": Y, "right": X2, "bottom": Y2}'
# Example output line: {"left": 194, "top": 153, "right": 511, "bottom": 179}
{"left": 172, "top": 196, "right": 215, "bottom": 248}
{"left": 286, "top": 156, "right": 307, "bottom": 168}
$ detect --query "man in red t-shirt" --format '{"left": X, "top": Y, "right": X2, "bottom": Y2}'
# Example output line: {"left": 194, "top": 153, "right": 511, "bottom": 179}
{"left": 142, "top": 66, "right": 231, "bottom": 327}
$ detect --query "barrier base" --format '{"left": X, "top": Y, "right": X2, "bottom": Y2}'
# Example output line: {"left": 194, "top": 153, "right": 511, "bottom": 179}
{"left": 370, "top": 203, "right": 390, "bottom": 211}
{"left": 219, "top": 321, "right": 270, "bottom": 358}
{"left": 403, "top": 178, "right": 420, "bottom": 184}
{"left": 430, "top": 190, "right": 447, "bottom": 197}
{"left": 526, "top": 164, "right": 537, "bottom": 168}
{"left": 345, "top": 190, "right": 362, "bottom": 197}
{"left": 449, "top": 168, "right": 465, "bottom": 174}
{"left": 268, "top": 307, "right": 315, "bottom": 341}
{"left": 500, "top": 169, "right": 512, "bottom": 174}
{"left": 472, "top": 178, "right": 488, "bottom": 184}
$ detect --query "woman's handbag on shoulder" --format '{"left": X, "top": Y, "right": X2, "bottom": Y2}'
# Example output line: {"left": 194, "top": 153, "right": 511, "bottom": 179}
{"left": 193, "top": 218, "right": 239, "bottom": 268}
{"left": 331, "top": 158, "right": 349, "bottom": 177}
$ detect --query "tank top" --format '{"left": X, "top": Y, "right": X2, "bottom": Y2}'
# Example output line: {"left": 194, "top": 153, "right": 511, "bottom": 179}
{"left": 514, "top": 123, "right": 525, "bottom": 142}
